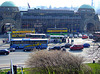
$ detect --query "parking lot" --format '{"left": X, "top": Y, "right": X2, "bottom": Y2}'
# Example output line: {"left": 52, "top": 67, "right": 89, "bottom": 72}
{"left": 0, "top": 37, "right": 99, "bottom": 67}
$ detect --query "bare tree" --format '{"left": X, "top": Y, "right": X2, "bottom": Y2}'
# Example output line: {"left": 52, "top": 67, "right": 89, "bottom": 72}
{"left": 26, "top": 50, "right": 92, "bottom": 74}
{"left": 87, "top": 41, "right": 100, "bottom": 63}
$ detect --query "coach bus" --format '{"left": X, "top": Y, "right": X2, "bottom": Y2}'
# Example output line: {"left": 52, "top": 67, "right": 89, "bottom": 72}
{"left": 11, "top": 29, "right": 35, "bottom": 38}
{"left": 26, "top": 33, "right": 46, "bottom": 38}
{"left": 10, "top": 38, "right": 48, "bottom": 49}
{"left": 47, "top": 28, "right": 68, "bottom": 35}
{"left": 93, "top": 32, "right": 100, "bottom": 42}
{"left": 49, "top": 35, "right": 66, "bottom": 43}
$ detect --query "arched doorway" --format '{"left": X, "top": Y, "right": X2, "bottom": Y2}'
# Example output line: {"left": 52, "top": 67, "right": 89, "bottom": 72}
{"left": 1, "top": 23, "right": 13, "bottom": 34}
{"left": 87, "top": 23, "right": 95, "bottom": 32}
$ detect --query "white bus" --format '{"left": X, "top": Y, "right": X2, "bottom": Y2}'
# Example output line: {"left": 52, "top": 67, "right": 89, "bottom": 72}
{"left": 49, "top": 35, "right": 66, "bottom": 43}
{"left": 10, "top": 38, "right": 48, "bottom": 49}
{"left": 26, "top": 33, "right": 46, "bottom": 38}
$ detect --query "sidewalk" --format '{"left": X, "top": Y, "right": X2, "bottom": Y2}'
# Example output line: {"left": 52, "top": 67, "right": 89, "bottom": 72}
{"left": 0, "top": 34, "right": 8, "bottom": 38}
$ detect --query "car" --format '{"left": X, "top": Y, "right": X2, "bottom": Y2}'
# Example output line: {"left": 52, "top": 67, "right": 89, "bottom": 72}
{"left": 74, "top": 34, "right": 78, "bottom": 38}
{"left": 23, "top": 47, "right": 33, "bottom": 51}
{"left": 78, "top": 34, "right": 82, "bottom": 38}
{"left": 49, "top": 46, "right": 61, "bottom": 51}
{"left": 0, "top": 49, "right": 10, "bottom": 55}
{"left": 89, "top": 34, "right": 93, "bottom": 39}
{"left": 7, "top": 48, "right": 15, "bottom": 52}
{"left": 82, "top": 35, "right": 88, "bottom": 39}
{"left": 83, "top": 43, "right": 90, "bottom": 48}
{"left": 61, "top": 43, "right": 72, "bottom": 48}
{"left": 69, "top": 34, "right": 73, "bottom": 38}
{"left": 70, "top": 45, "right": 83, "bottom": 50}
{"left": 64, "top": 35, "right": 68, "bottom": 38}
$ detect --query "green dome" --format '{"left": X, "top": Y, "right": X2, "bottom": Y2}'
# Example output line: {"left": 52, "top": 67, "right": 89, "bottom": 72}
{"left": 79, "top": 4, "right": 94, "bottom": 9}
{"left": 1, "top": 1, "right": 16, "bottom": 7}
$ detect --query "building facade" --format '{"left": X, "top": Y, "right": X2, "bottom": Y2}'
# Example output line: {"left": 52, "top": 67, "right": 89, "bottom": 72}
{"left": 0, "top": 1, "right": 100, "bottom": 33}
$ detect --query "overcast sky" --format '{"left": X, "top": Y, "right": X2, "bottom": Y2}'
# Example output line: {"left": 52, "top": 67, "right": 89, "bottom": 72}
{"left": 0, "top": 0, "right": 99, "bottom": 8}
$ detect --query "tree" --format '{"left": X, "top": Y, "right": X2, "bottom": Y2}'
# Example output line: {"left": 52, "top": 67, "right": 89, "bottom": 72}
{"left": 26, "top": 50, "right": 92, "bottom": 74}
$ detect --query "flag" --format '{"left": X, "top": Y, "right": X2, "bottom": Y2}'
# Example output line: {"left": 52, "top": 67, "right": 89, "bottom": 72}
{"left": 27, "top": 3, "right": 30, "bottom": 8}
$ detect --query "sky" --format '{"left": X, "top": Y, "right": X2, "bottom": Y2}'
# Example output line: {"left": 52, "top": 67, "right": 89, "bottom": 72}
{"left": 0, "top": 0, "right": 99, "bottom": 8}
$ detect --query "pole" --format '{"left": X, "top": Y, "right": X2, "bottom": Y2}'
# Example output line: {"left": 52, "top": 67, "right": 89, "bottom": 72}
{"left": 10, "top": 60, "right": 14, "bottom": 74}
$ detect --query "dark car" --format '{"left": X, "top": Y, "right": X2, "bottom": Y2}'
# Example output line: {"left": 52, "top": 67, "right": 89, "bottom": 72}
{"left": 49, "top": 46, "right": 61, "bottom": 51}
{"left": 23, "top": 47, "right": 33, "bottom": 51}
{"left": 70, "top": 45, "right": 83, "bottom": 50}
{"left": 0, "top": 49, "right": 10, "bottom": 55}
{"left": 7, "top": 48, "right": 15, "bottom": 52}
{"left": 61, "top": 43, "right": 72, "bottom": 48}
{"left": 89, "top": 34, "right": 93, "bottom": 39}
{"left": 83, "top": 43, "right": 90, "bottom": 48}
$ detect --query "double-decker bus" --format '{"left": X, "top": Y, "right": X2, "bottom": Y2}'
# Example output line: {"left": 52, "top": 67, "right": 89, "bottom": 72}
{"left": 47, "top": 28, "right": 68, "bottom": 35}
{"left": 49, "top": 35, "right": 66, "bottom": 43}
{"left": 93, "top": 32, "right": 100, "bottom": 42}
{"left": 26, "top": 33, "right": 46, "bottom": 38}
{"left": 11, "top": 29, "right": 35, "bottom": 38}
{"left": 10, "top": 38, "right": 48, "bottom": 49}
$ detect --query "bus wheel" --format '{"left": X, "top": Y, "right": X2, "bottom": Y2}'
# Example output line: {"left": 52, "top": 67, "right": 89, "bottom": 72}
{"left": 16, "top": 46, "right": 19, "bottom": 49}
{"left": 36, "top": 47, "right": 40, "bottom": 49}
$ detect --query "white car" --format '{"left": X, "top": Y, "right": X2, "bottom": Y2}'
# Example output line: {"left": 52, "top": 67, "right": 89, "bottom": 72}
{"left": 74, "top": 34, "right": 78, "bottom": 38}
{"left": 78, "top": 34, "right": 82, "bottom": 38}
{"left": 69, "top": 34, "right": 73, "bottom": 38}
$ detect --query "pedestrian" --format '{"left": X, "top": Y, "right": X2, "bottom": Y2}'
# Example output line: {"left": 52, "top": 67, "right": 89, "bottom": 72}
{"left": 93, "top": 59, "right": 95, "bottom": 63}
{"left": 62, "top": 47, "right": 66, "bottom": 52}
{"left": 7, "top": 71, "right": 10, "bottom": 74}
{"left": 3, "top": 40, "right": 5, "bottom": 43}
{"left": 68, "top": 38, "right": 69, "bottom": 43}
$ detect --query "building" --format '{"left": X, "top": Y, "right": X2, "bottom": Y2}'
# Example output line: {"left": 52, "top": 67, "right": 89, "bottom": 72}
{"left": 0, "top": 1, "right": 100, "bottom": 33}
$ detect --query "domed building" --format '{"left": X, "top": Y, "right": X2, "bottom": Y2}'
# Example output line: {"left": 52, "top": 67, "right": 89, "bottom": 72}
{"left": 0, "top": 2, "right": 99, "bottom": 34}
{"left": 0, "top": 1, "right": 21, "bottom": 33}
{"left": 78, "top": 4, "right": 100, "bottom": 32}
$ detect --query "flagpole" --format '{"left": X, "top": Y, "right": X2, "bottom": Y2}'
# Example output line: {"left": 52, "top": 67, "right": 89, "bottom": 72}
{"left": 27, "top": 2, "right": 30, "bottom": 9}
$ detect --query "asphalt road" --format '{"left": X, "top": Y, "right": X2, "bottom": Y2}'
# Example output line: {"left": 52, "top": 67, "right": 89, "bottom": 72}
{"left": 0, "top": 37, "right": 98, "bottom": 68}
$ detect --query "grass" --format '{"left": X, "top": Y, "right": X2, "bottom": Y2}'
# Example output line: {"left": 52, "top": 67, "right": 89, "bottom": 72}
{"left": 87, "top": 63, "right": 100, "bottom": 74}
{"left": 0, "top": 63, "right": 100, "bottom": 74}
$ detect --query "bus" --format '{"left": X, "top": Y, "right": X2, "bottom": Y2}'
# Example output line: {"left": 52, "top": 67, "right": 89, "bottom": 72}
{"left": 93, "top": 32, "right": 100, "bottom": 42}
{"left": 26, "top": 33, "right": 46, "bottom": 38}
{"left": 10, "top": 38, "right": 48, "bottom": 49}
{"left": 47, "top": 28, "right": 68, "bottom": 35}
{"left": 11, "top": 29, "right": 35, "bottom": 38}
{"left": 49, "top": 35, "right": 66, "bottom": 43}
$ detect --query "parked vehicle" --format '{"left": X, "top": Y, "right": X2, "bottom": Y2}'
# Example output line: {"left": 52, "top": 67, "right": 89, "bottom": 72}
{"left": 70, "top": 45, "right": 83, "bottom": 50}
{"left": 78, "top": 34, "right": 82, "bottom": 38}
{"left": 61, "top": 43, "right": 72, "bottom": 48}
{"left": 49, "top": 46, "right": 61, "bottom": 51}
{"left": 69, "top": 34, "right": 73, "bottom": 38}
{"left": 0, "top": 49, "right": 10, "bottom": 55}
{"left": 89, "top": 34, "right": 93, "bottom": 39}
{"left": 64, "top": 35, "right": 68, "bottom": 38}
{"left": 23, "top": 46, "right": 35, "bottom": 51}
{"left": 7, "top": 48, "right": 15, "bottom": 52}
{"left": 92, "top": 32, "right": 100, "bottom": 42}
{"left": 83, "top": 43, "right": 90, "bottom": 48}
{"left": 82, "top": 35, "right": 88, "bottom": 39}
{"left": 74, "top": 34, "right": 78, "bottom": 38}
{"left": 23, "top": 48, "right": 33, "bottom": 51}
